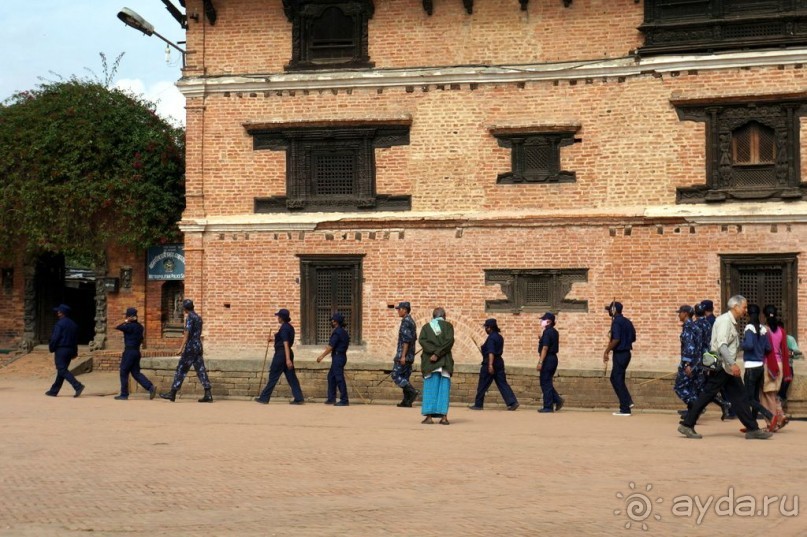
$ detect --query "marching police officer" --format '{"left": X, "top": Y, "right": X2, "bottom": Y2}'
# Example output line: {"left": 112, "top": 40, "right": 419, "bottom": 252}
{"left": 255, "top": 308, "right": 305, "bottom": 405}
{"left": 45, "top": 304, "right": 85, "bottom": 397}
{"left": 316, "top": 312, "right": 350, "bottom": 406}
{"left": 114, "top": 307, "right": 157, "bottom": 400}
{"left": 468, "top": 318, "right": 519, "bottom": 411}
{"left": 160, "top": 299, "right": 214, "bottom": 403}
{"left": 603, "top": 301, "right": 636, "bottom": 416}
{"left": 391, "top": 301, "right": 419, "bottom": 407}
{"left": 673, "top": 305, "right": 700, "bottom": 418}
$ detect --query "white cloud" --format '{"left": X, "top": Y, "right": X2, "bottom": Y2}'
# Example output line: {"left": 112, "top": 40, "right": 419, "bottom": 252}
{"left": 114, "top": 78, "right": 185, "bottom": 127}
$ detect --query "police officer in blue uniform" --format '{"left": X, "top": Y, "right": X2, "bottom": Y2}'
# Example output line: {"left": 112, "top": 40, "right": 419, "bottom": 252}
{"left": 255, "top": 308, "right": 305, "bottom": 405}
{"left": 603, "top": 301, "right": 636, "bottom": 416}
{"left": 537, "top": 312, "right": 564, "bottom": 413}
{"left": 673, "top": 305, "right": 700, "bottom": 417}
{"left": 316, "top": 312, "right": 350, "bottom": 406}
{"left": 391, "top": 301, "right": 419, "bottom": 407}
{"left": 699, "top": 299, "right": 733, "bottom": 420}
{"left": 114, "top": 307, "right": 157, "bottom": 400}
{"left": 160, "top": 299, "right": 213, "bottom": 403}
{"left": 468, "top": 318, "right": 519, "bottom": 411}
{"left": 45, "top": 304, "right": 85, "bottom": 397}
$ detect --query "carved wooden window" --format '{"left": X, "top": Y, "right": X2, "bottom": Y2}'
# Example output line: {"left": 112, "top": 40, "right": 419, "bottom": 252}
{"left": 720, "top": 253, "right": 797, "bottom": 336}
{"left": 161, "top": 281, "right": 185, "bottom": 338}
{"left": 299, "top": 255, "right": 363, "bottom": 345}
{"left": 484, "top": 269, "right": 588, "bottom": 313}
{"left": 248, "top": 123, "right": 411, "bottom": 212}
{"left": 641, "top": 0, "right": 807, "bottom": 54}
{"left": 283, "top": 1, "right": 374, "bottom": 70}
{"left": 674, "top": 99, "right": 807, "bottom": 203}
{"left": 492, "top": 131, "right": 577, "bottom": 184}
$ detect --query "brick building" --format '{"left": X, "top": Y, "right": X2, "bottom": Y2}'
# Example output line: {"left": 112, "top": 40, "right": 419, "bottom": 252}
{"left": 174, "top": 0, "right": 807, "bottom": 372}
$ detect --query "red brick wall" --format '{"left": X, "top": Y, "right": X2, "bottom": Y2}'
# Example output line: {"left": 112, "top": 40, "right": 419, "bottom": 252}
{"left": 186, "top": 222, "right": 807, "bottom": 369}
{"left": 184, "top": 0, "right": 644, "bottom": 75}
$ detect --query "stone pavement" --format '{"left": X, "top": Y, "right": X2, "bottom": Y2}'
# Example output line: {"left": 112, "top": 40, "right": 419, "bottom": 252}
{"left": 0, "top": 363, "right": 805, "bottom": 536}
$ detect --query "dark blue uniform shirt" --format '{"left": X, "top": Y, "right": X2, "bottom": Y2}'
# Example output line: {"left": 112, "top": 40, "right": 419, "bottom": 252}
{"left": 49, "top": 316, "right": 79, "bottom": 353}
{"left": 274, "top": 322, "right": 295, "bottom": 357}
{"left": 329, "top": 326, "right": 350, "bottom": 358}
{"left": 538, "top": 326, "right": 560, "bottom": 356}
{"left": 480, "top": 332, "right": 504, "bottom": 362}
{"left": 610, "top": 315, "right": 636, "bottom": 352}
{"left": 116, "top": 321, "right": 144, "bottom": 349}
{"left": 185, "top": 311, "right": 203, "bottom": 354}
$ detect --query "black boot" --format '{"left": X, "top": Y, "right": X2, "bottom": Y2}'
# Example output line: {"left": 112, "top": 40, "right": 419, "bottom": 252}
{"left": 397, "top": 386, "right": 412, "bottom": 407}
{"left": 405, "top": 384, "right": 420, "bottom": 405}
{"left": 160, "top": 389, "right": 177, "bottom": 402}
{"left": 198, "top": 389, "right": 213, "bottom": 403}
{"left": 713, "top": 395, "right": 732, "bottom": 421}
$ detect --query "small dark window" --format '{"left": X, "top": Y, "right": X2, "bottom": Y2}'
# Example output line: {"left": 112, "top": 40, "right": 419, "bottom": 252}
{"left": 674, "top": 99, "right": 807, "bottom": 203}
{"left": 248, "top": 122, "right": 412, "bottom": 212}
{"left": 484, "top": 269, "right": 588, "bottom": 313}
{"left": 299, "top": 255, "right": 363, "bottom": 345}
{"left": 284, "top": 1, "right": 374, "bottom": 71}
{"left": 491, "top": 131, "right": 578, "bottom": 184}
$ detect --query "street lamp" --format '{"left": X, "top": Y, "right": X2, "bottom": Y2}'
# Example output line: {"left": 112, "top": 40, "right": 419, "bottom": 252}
{"left": 117, "top": 7, "right": 185, "bottom": 65}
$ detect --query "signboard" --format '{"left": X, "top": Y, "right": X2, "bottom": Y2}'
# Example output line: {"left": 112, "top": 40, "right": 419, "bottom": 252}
{"left": 147, "top": 245, "right": 185, "bottom": 280}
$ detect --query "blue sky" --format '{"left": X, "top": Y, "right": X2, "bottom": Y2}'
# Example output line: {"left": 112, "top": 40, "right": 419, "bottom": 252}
{"left": 1, "top": 0, "right": 187, "bottom": 125}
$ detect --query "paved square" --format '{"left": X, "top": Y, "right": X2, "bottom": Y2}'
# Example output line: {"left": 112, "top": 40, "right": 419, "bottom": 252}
{"left": 0, "top": 365, "right": 804, "bottom": 536}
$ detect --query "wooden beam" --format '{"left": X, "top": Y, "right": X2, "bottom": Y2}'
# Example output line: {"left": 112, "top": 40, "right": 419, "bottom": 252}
{"left": 423, "top": 0, "right": 433, "bottom": 15}
{"left": 520, "top": 0, "right": 529, "bottom": 10}
{"left": 463, "top": 0, "right": 473, "bottom": 14}
{"left": 563, "top": 0, "right": 572, "bottom": 7}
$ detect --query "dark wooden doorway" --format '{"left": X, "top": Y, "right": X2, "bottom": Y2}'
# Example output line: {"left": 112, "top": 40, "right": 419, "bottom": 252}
{"left": 720, "top": 253, "right": 798, "bottom": 334}
{"left": 299, "top": 255, "right": 363, "bottom": 345}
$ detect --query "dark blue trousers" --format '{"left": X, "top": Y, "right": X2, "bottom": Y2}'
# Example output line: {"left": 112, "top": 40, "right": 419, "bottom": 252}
{"left": 259, "top": 354, "right": 304, "bottom": 402}
{"left": 610, "top": 351, "right": 633, "bottom": 414}
{"left": 171, "top": 351, "right": 212, "bottom": 391}
{"left": 49, "top": 348, "right": 82, "bottom": 394}
{"left": 120, "top": 350, "right": 155, "bottom": 396}
{"left": 327, "top": 355, "right": 348, "bottom": 403}
{"left": 473, "top": 357, "right": 518, "bottom": 407}
{"left": 539, "top": 354, "right": 562, "bottom": 410}
{"left": 390, "top": 361, "right": 413, "bottom": 388}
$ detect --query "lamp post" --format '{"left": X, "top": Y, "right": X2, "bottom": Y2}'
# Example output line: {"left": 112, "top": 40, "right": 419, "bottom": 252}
{"left": 117, "top": 7, "right": 185, "bottom": 66}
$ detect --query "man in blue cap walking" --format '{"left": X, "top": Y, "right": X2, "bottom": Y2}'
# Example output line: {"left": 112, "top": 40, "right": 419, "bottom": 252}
{"left": 45, "top": 304, "right": 85, "bottom": 397}
{"left": 114, "top": 307, "right": 157, "bottom": 400}
{"left": 391, "top": 301, "right": 419, "bottom": 407}
{"left": 255, "top": 308, "right": 305, "bottom": 404}
{"left": 468, "top": 318, "right": 519, "bottom": 411}
{"left": 316, "top": 312, "right": 350, "bottom": 406}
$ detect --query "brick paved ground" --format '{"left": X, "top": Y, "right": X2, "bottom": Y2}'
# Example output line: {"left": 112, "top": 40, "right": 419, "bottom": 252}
{"left": 0, "top": 358, "right": 805, "bottom": 537}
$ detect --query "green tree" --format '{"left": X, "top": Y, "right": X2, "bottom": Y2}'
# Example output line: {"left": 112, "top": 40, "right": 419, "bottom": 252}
{"left": 0, "top": 77, "right": 185, "bottom": 264}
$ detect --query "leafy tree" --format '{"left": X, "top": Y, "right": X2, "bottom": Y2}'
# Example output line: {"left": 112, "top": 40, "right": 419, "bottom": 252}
{"left": 0, "top": 75, "right": 185, "bottom": 265}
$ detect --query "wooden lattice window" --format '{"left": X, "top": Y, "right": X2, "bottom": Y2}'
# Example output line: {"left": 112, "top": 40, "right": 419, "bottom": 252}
{"left": 641, "top": 0, "right": 807, "bottom": 55}
{"left": 484, "top": 269, "right": 588, "bottom": 313}
{"left": 491, "top": 130, "right": 578, "bottom": 184}
{"left": 284, "top": 1, "right": 374, "bottom": 70}
{"left": 248, "top": 122, "right": 411, "bottom": 212}
{"left": 674, "top": 99, "right": 807, "bottom": 203}
{"left": 299, "top": 255, "right": 363, "bottom": 345}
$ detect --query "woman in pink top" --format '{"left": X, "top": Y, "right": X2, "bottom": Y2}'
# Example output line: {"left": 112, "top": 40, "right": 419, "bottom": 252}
{"left": 761, "top": 305, "right": 793, "bottom": 431}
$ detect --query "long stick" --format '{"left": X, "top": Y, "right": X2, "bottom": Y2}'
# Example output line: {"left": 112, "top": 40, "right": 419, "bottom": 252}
{"left": 257, "top": 340, "right": 270, "bottom": 395}
{"left": 637, "top": 371, "right": 678, "bottom": 387}
{"left": 376, "top": 348, "right": 422, "bottom": 387}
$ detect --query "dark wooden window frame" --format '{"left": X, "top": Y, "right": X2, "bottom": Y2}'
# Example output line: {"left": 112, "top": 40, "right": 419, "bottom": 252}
{"left": 298, "top": 254, "right": 364, "bottom": 345}
{"left": 673, "top": 96, "right": 807, "bottom": 203}
{"left": 720, "top": 252, "right": 798, "bottom": 336}
{"left": 247, "top": 121, "right": 412, "bottom": 212}
{"left": 283, "top": 0, "right": 375, "bottom": 71}
{"left": 640, "top": 1, "right": 807, "bottom": 55}
{"left": 491, "top": 129, "right": 579, "bottom": 184}
{"left": 484, "top": 269, "right": 588, "bottom": 313}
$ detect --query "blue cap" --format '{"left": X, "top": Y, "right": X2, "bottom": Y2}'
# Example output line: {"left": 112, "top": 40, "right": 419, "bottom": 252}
{"left": 677, "top": 305, "right": 694, "bottom": 315}
{"left": 275, "top": 308, "right": 291, "bottom": 320}
{"left": 53, "top": 304, "right": 71, "bottom": 315}
{"left": 125, "top": 307, "right": 138, "bottom": 317}
{"left": 540, "top": 312, "right": 555, "bottom": 322}
{"left": 396, "top": 301, "right": 410, "bottom": 310}
{"left": 331, "top": 313, "right": 344, "bottom": 324}
{"left": 605, "top": 302, "right": 623, "bottom": 313}
{"left": 483, "top": 318, "right": 498, "bottom": 328}
{"left": 182, "top": 299, "right": 194, "bottom": 311}
{"left": 700, "top": 300, "right": 714, "bottom": 311}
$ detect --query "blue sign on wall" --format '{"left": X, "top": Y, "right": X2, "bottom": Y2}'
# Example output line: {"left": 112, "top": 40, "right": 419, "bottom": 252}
{"left": 147, "top": 245, "right": 185, "bottom": 280}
